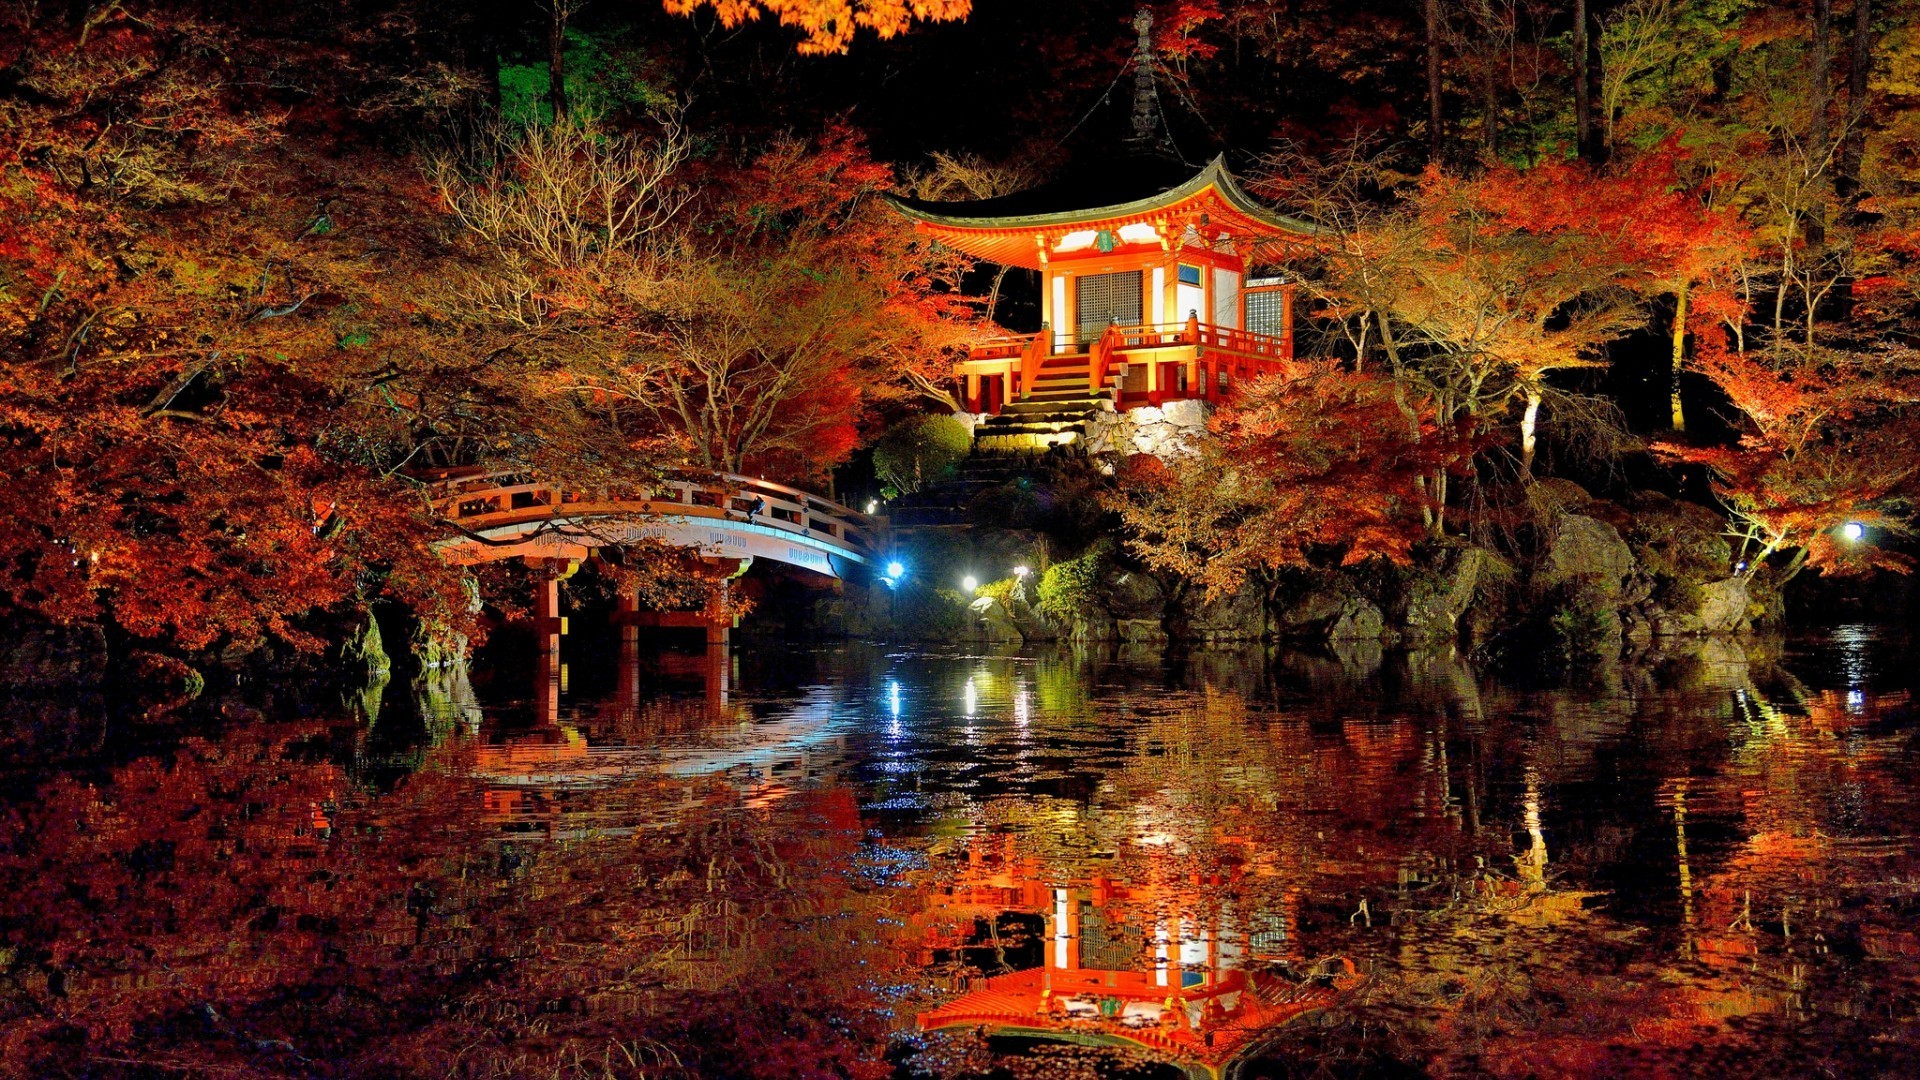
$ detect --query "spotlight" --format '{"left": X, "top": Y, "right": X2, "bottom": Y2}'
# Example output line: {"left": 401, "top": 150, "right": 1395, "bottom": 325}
{"left": 886, "top": 560, "right": 905, "bottom": 578}
{"left": 1842, "top": 521, "right": 1866, "bottom": 542}
{"left": 1012, "top": 565, "right": 1030, "bottom": 579}
{"left": 962, "top": 575, "right": 978, "bottom": 593}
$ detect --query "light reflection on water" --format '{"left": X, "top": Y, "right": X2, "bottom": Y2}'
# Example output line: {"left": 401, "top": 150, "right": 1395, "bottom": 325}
{"left": 4, "top": 632, "right": 1920, "bottom": 1078}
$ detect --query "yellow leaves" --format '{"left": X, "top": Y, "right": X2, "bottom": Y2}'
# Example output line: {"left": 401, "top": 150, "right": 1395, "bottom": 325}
{"left": 663, "top": 0, "right": 971, "bottom": 55}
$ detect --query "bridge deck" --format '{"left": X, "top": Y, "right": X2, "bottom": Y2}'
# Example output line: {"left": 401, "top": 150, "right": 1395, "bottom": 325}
{"left": 425, "top": 470, "right": 882, "bottom": 578}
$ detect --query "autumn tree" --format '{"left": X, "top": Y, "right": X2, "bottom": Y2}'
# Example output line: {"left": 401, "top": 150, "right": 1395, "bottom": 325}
{"left": 498, "top": 125, "right": 978, "bottom": 480}
{"left": 663, "top": 0, "right": 972, "bottom": 54}
{"left": 1656, "top": 335, "right": 1920, "bottom": 581}
{"left": 0, "top": 1, "right": 491, "bottom": 654}
{"left": 1109, "top": 360, "right": 1471, "bottom": 597}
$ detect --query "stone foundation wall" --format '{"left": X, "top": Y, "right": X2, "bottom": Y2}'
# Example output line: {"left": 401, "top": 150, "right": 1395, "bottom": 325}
{"left": 1084, "top": 399, "right": 1209, "bottom": 459}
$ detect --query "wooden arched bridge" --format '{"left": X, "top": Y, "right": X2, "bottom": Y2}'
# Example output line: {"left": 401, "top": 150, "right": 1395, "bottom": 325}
{"left": 422, "top": 468, "right": 883, "bottom": 649}
{"left": 425, "top": 468, "right": 882, "bottom": 580}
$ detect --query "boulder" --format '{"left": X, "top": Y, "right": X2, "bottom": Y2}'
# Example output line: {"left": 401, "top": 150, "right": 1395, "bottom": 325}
{"left": 1327, "top": 598, "right": 1386, "bottom": 641}
{"left": 967, "top": 596, "right": 1024, "bottom": 644}
{"left": 1653, "top": 576, "right": 1751, "bottom": 637}
{"left": 1273, "top": 588, "right": 1350, "bottom": 632}
{"left": 1006, "top": 580, "right": 1062, "bottom": 641}
{"left": 1403, "top": 546, "right": 1495, "bottom": 644}
{"left": 1175, "top": 580, "right": 1267, "bottom": 642}
{"left": 1537, "top": 513, "right": 1635, "bottom": 599}
{"left": 342, "top": 609, "right": 391, "bottom": 679}
{"left": 1071, "top": 614, "right": 1118, "bottom": 641}
{"left": 1101, "top": 567, "right": 1166, "bottom": 621}
{"left": 1115, "top": 617, "right": 1168, "bottom": 644}
{"left": 1697, "top": 577, "right": 1750, "bottom": 634}
{"left": 1, "top": 619, "right": 109, "bottom": 690}
{"left": 1273, "top": 585, "right": 1388, "bottom": 643}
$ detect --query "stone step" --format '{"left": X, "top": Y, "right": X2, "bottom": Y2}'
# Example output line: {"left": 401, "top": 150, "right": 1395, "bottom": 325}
{"left": 998, "top": 397, "right": 1104, "bottom": 416}
{"left": 976, "top": 419, "right": 1087, "bottom": 435}
{"left": 1023, "top": 386, "right": 1106, "bottom": 402}
{"left": 974, "top": 431, "right": 1085, "bottom": 455}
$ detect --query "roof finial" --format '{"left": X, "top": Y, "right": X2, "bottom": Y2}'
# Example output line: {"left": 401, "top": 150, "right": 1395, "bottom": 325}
{"left": 1128, "top": 8, "right": 1159, "bottom": 150}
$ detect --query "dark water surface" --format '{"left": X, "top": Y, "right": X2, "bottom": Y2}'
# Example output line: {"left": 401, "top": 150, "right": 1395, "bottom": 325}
{"left": 4, "top": 632, "right": 1919, "bottom": 1078}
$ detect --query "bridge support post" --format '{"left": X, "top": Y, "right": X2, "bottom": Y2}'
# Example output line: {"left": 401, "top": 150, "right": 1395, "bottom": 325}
{"left": 616, "top": 590, "right": 639, "bottom": 647}
{"left": 704, "top": 576, "right": 731, "bottom": 648}
{"left": 537, "top": 650, "right": 561, "bottom": 724}
{"left": 536, "top": 560, "right": 563, "bottom": 654}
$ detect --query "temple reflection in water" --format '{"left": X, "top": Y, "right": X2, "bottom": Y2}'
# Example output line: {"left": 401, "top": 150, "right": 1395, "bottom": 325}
{"left": 9, "top": 632, "right": 1912, "bottom": 1077}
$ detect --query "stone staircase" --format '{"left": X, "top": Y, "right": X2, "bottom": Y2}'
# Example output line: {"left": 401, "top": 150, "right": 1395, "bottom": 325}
{"left": 886, "top": 360, "right": 1112, "bottom": 527}
{"left": 970, "top": 394, "right": 1109, "bottom": 455}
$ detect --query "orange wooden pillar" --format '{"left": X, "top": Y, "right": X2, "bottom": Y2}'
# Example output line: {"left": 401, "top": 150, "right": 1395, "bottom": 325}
{"left": 704, "top": 576, "right": 731, "bottom": 647}
{"left": 1281, "top": 283, "right": 1296, "bottom": 360}
{"left": 616, "top": 590, "right": 641, "bottom": 717}
{"left": 536, "top": 649, "right": 561, "bottom": 724}
{"left": 616, "top": 590, "right": 639, "bottom": 646}
{"left": 704, "top": 640, "right": 730, "bottom": 708}
{"left": 533, "top": 558, "right": 564, "bottom": 654}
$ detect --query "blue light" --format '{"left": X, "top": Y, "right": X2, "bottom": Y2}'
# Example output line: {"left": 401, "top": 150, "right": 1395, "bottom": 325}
{"left": 886, "top": 560, "right": 905, "bottom": 578}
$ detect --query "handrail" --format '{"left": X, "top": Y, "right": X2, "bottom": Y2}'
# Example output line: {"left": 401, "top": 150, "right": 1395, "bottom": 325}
{"left": 1089, "top": 325, "right": 1121, "bottom": 394}
{"left": 970, "top": 335, "right": 1034, "bottom": 362}
{"left": 1017, "top": 331, "right": 1046, "bottom": 401}
{"left": 966, "top": 321, "right": 1292, "bottom": 362}
{"left": 420, "top": 469, "right": 881, "bottom": 562}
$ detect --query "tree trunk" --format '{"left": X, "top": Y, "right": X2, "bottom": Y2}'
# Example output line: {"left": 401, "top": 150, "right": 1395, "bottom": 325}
{"left": 1573, "top": 0, "right": 1594, "bottom": 161}
{"left": 1670, "top": 282, "right": 1689, "bottom": 431}
{"left": 1482, "top": 46, "right": 1499, "bottom": 157}
{"left": 1427, "top": 0, "right": 1445, "bottom": 163}
{"left": 1811, "top": 0, "right": 1833, "bottom": 158}
{"left": 1839, "top": 0, "right": 1873, "bottom": 197}
{"left": 548, "top": 6, "right": 569, "bottom": 121}
{"left": 1520, "top": 387, "right": 1542, "bottom": 480}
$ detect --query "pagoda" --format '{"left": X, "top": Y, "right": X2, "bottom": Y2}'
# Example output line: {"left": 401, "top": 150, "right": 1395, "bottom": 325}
{"left": 887, "top": 10, "right": 1314, "bottom": 427}
{"left": 910, "top": 832, "right": 1358, "bottom": 1078}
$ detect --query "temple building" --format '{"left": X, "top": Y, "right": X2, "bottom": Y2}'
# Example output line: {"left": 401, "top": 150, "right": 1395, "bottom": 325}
{"left": 910, "top": 832, "right": 1356, "bottom": 1078}
{"left": 890, "top": 157, "right": 1311, "bottom": 417}
{"left": 884, "top": 9, "right": 1314, "bottom": 455}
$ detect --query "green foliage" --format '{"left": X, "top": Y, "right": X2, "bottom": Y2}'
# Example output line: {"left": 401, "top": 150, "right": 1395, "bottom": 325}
{"left": 974, "top": 577, "right": 1017, "bottom": 604}
{"left": 1548, "top": 580, "right": 1618, "bottom": 661}
{"left": 888, "top": 582, "right": 971, "bottom": 639}
{"left": 1036, "top": 539, "right": 1113, "bottom": 623}
{"left": 968, "top": 477, "right": 1040, "bottom": 527}
{"left": 499, "top": 29, "right": 669, "bottom": 127}
{"left": 872, "top": 414, "right": 971, "bottom": 495}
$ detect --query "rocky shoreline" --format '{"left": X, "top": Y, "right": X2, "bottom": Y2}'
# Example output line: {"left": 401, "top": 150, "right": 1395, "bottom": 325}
{"left": 819, "top": 480, "right": 1782, "bottom": 662}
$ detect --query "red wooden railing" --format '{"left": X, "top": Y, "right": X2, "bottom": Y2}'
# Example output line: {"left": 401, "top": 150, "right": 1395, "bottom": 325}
{"left": 958, "top": 320, "right": 1296, "bottom": 410}
{"left": 422, "top": 468, "right": 881, "bottom": 564}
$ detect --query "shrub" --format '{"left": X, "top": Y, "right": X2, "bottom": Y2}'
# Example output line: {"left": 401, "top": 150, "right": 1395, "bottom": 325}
{"left": 975, "top": 577, "right": 1017, "bottom": 604}
{"left": 969, "top": 477, "right": 1042, "bottom": 528}
{"left": 872, "top": 414, "right": 971, "bottom": 495}
{"left": 887, "top": 582, "right": 972, "bottom": 639}
{"left": 1037, "top": 540, "right": 1113, "bottom": 623}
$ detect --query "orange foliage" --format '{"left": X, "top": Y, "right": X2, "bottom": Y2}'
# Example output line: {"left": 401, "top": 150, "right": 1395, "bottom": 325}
{"left": 0, "top": 3, "right": 478, "bottom": 652}
{"left": 1655, "top": 334, "right": 1920, "bottom": 579}
{"left": 663, "top": 0, "right": 971, "bottom": 54}
{"left": 1110, "top": 362, "right": 1475, "bottom": 593}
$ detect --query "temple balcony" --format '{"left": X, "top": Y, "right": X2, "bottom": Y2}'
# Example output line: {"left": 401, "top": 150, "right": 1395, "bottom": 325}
{"left": 956, "top": 318, "right": 1295, "bottom": 414}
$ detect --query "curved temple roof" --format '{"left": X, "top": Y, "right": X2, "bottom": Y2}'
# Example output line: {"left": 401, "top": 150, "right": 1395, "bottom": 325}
{"left": 886, "top": 155, "right": 1316, "bottom": 269}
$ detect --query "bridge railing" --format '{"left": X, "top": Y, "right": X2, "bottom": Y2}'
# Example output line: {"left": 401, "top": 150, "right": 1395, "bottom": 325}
{"left": 425, "top": 469, "right": 882, "bottom": 563}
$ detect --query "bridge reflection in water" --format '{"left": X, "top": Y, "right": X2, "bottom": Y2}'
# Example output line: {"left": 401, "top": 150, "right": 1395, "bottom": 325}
{"left": 423, "top": 467, "right": 884, "bottom": 652}
{"left": 383, "top": 638, "right": 1920, "bottom": 1078}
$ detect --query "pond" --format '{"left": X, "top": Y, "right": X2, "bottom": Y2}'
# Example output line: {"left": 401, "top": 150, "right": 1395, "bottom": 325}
{"left": 3, "top": 631, "right": 1918, "bottom": 1078}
